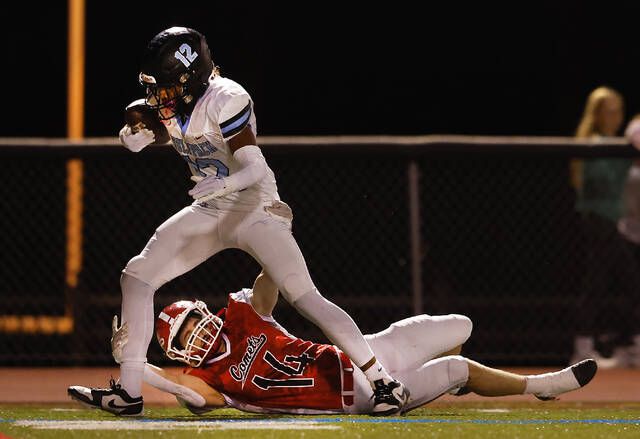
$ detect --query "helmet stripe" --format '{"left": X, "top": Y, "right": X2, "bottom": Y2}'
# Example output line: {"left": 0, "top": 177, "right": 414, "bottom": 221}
{"left": 159, "top": 311, "right": 175, "bottom": 325}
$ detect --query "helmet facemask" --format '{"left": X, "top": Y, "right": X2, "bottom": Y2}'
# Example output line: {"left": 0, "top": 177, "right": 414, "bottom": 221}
{"left": 140, "top": 73, "right": 195, "bottom": 121}
{"left": 180, "top": 311, "right": 224, "bottom": 367}
{"left": 159, "top": 300, "right": 224, "bottom": 367}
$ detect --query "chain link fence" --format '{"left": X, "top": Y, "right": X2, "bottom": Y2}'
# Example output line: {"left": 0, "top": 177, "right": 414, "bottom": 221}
{"left": 1, "top": 137, "right": 639, "bottom": 367}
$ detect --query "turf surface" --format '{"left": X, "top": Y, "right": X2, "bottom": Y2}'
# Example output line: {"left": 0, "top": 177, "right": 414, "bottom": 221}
{"left": 1, "top": 402, "right": 639, "bottom": 438}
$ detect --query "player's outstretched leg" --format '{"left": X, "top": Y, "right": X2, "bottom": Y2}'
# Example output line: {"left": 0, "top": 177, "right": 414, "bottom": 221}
{"left": 460, "top": 358, "right": 597, "bottom": 400}
{"left": 67, "top": 378, "right": 143, "bottom": 416}
{"left": 528, "top": 358, "right": 598, "bottom": 400}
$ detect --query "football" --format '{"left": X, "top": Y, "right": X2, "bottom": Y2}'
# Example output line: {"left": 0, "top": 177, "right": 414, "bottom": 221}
{"left": 124, "top": 98, "right": 170, "bottom": 145}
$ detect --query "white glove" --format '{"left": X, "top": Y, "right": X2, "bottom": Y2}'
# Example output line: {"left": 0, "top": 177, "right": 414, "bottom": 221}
{"left": 111, "top": 315, "right": 129, "bottom": 364}
{"left": 118, "top": 125, "right": 155, "bottom": 153}
{"left": 626, "top": 119, "right": 640, "bottom": 151}
{"left": 188, "top": 175, "right": 232, "bottom": 202}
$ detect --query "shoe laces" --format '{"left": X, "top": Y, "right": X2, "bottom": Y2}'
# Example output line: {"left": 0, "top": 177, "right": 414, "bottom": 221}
{"left": 108, "top": 376, "right": 122, "bottom": 391}
{"left": 372, "top": 379, "right": 399, "bottom": 404}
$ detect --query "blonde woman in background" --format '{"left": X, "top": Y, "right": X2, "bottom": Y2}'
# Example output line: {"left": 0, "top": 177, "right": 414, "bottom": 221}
{"left": 570, "top": 86, "right": 640, "bottom": 369}
{"left": 572, "top": 85, "right": 626, "bottom": 218}
{"left": 575, "top": 86, "right": 625, "bottom": 138}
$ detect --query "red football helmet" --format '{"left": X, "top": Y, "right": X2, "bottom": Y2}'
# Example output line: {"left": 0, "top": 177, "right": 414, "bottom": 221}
{"left": 156, "top": 300, "right": 223, "bottom": 367}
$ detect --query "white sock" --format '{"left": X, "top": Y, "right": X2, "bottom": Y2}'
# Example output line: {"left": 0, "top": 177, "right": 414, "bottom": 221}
{"left": 118, "top": 273, "right": 155, "bottom": 398}
{"left": 120, "top": 362, "right": 145, "bottom": 398}
{"left": 362, "top": 359, "right": 394, "bottom": 383}
{"left": 524, "top": 366, "right": 579, "bottom": 396}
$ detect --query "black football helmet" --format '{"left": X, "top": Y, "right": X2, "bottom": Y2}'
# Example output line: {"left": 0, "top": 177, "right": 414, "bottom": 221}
{"left": 139, "top": 27, "right": 215, "bottom": 120}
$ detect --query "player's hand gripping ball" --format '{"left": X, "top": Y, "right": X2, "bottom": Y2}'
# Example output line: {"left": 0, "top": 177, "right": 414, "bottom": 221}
{"left": 124, "top": 98, "right": 170, "bottom": 145}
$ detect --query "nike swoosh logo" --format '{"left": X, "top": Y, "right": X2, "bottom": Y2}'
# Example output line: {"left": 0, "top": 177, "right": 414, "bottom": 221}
{"left": 392, "top": 384, "right": 410, "bottom": 401}
{"left": 106, "top": 398, "right": 134, "bottom": 410}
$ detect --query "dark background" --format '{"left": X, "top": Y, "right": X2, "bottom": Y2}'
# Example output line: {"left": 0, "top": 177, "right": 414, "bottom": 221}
{"left": 5, "top": 1, "right": 640, "bottom": 138}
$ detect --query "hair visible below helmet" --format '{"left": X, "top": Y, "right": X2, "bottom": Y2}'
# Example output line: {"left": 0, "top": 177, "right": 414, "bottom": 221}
{"left": 156, "top": 300, "right": 223, "bottom": 367}
{"left": 139, "top": 26, "right": 215, "bottom": 119}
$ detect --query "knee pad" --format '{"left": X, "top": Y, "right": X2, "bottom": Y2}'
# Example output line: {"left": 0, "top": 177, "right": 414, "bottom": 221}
{"left": 122, "top": 255, "right": 146, "bottom": 280}
{"left": 452, "top": 315, "right": 473, "bottom": 345}
{"left": 122, "top": 255, "right": 160, "bottom": 290}
{"left": 120, "top": 272, "right": 154, "bottom": 297}
{"left": 447, "top": 355, "right": 470, "bottom": 385}
{"left": 281, "top": 273, "right": 315, "bottom": 302}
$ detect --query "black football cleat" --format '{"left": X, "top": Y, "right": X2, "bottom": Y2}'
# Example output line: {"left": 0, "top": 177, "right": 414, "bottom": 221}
{"left": 371, "top": 378, "right": 410, "bottom": 416}
{"left": 68, "top": 378, "right": 143, "bottom": 416}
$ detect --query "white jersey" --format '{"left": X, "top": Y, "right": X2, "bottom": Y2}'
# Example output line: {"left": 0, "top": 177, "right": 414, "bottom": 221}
{"left": 164, "top": 75, "right": 279, "bottom": 211}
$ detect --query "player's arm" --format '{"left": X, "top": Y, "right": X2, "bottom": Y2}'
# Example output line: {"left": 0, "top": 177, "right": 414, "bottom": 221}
{"left": 189, "top": 99, "right": 268, "bottom": 202}
{"left": 227, "top": 124, "right": 258, "bottom": 152}
{"left": 143, "top": 363, "right": 226, "bottom": 409}
{"left": 249, "top": 270, "right": 279, "bottom": 317}
{"left": 223, "top": 125, "right": 269, "bottom": 192}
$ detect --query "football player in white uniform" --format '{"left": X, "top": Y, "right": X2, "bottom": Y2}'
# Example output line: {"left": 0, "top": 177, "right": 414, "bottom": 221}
{"left": 76, "top": 27, "right": 408, "bottom": 416}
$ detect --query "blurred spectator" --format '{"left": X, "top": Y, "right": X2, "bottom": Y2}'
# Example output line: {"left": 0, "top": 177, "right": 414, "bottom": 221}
{"left": 570, "top": 86, "right": 640, "bottom": 368}
{"left": 614, "top": 114, "right": 640, "bottom": 367}
{"left": 618, "top": 114, "right": 640, "bottom": 244}
{"left": 572, "top": 86, "right": 627, "bottom": 220}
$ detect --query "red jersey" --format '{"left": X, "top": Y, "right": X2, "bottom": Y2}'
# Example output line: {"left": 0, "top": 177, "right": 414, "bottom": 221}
{"left": 184, "top": 290, "right": 354, "bottom": 414}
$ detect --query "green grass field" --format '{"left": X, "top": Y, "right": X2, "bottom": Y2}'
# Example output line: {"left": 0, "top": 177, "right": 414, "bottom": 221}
{"left": 1, "top": 402, "right": 639, "bottom": 439}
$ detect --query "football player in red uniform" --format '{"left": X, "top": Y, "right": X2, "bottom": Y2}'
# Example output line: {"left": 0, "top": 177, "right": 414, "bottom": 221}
{"left": 70, "top": 271, "right": 597, "bottom": 415}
